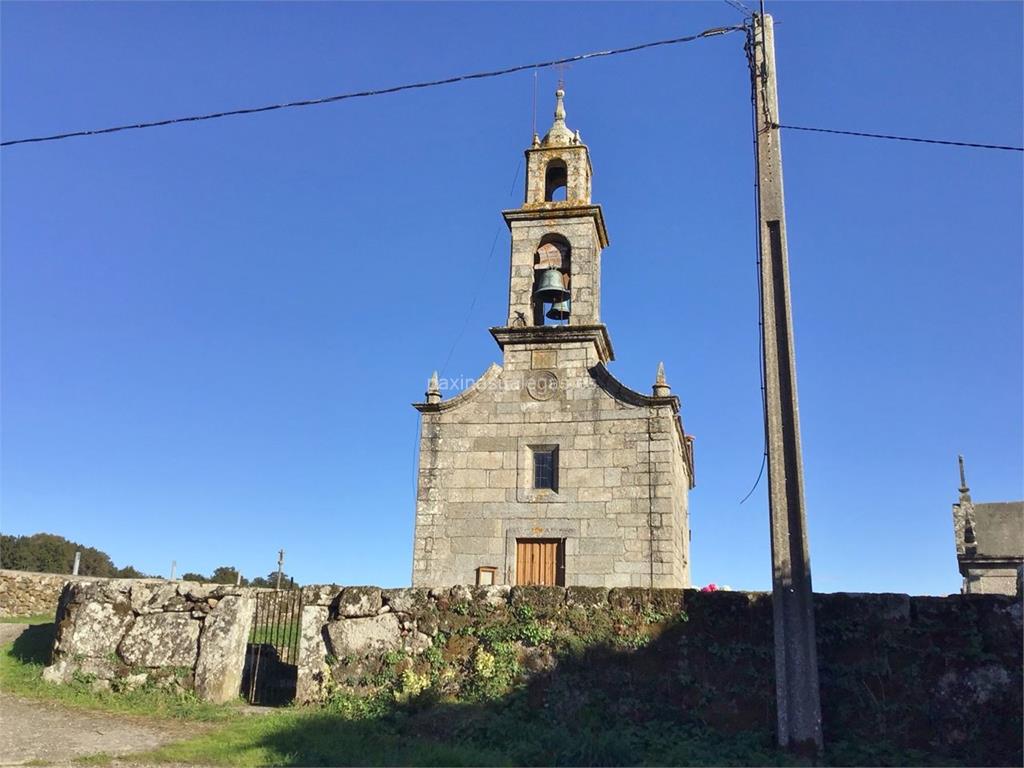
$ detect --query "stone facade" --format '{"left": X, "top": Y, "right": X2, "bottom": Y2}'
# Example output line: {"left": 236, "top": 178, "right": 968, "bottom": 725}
{"left": 412, "top": 90, "right": 695, "bottom": 589}
{"left": 951, "top": 457, "right": 1023, "bottom": 595}
{"left": 43, "top": 579, "right": 254, "bottom": 704}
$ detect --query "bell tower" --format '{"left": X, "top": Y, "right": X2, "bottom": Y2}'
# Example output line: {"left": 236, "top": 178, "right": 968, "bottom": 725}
{"left": 413, "top": 87, "right": 694, "bottom": 591}
{"left": 494, "top": 89, "right": 612, "bottom": 362}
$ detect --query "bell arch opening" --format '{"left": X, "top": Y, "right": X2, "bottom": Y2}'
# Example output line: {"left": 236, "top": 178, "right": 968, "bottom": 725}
{"left": 544, "top": 159, "right": 568, "bottom": 202}
{"left": 532, "top": 234, "right": 571, "bottom": 326}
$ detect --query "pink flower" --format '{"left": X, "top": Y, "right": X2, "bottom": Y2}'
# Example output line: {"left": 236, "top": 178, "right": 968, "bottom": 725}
{"left": 701, "top": 583, "right": 718, "bottom": 592}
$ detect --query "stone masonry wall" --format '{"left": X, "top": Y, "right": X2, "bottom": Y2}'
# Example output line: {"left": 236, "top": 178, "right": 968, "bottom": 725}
{"left": 0, "top": 568, "right": 149, "bottom": 618}
{"left": 39, "top": 581, "right": 1022, "bottom": 764}
{"left": 296, "top": 585, "right": 1022, "bottom": 766}
{"left": 964, "top": 566, "right": 1022, "bottom": 595}
{"left": 43, "top": 579, "right": 254, "bottom": 704}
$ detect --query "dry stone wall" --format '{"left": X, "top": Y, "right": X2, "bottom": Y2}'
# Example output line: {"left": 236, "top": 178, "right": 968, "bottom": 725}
{"left": 37, "top": 579, "right": 1023, "bottom": 765}
{"left": 297, "top": 585, "right": 1022, "bottom": 766}
{"left": 43, "top": 579, "right": 254, "bottom": 703}
{"left": 0, "top": 569, "right": 101, "bottom": 617}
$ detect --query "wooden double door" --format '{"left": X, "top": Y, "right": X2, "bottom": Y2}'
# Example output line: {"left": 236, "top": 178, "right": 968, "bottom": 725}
{"left": 515, "top": 538, "right": 565, "bottom": 586}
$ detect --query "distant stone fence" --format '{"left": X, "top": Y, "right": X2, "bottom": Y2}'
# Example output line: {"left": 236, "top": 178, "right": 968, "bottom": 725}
{"left": 32, "top": 580, "right": 1024, "bottom": 765}
{"left": 0, "top": 568, "right": 163, "bottom": 618}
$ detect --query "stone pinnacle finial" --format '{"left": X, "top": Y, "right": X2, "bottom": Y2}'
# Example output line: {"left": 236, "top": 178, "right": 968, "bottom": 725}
{"left": 958, "top": 454, "right": 970, "bottom": 498}
{"left": 540, "top": 88, "right": 574, "bottom": 147}
{"left": 653, "top": 362, "right": 671, "bottom": 397}
{"left": 532, "top": 132, "right": 541, "bottom": 148}
{"left": 426, "top": 371, "right": 441, "bottom": 404}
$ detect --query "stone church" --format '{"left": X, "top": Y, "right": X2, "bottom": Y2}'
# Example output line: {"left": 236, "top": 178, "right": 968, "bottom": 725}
{"left": 412, "top": 90, "right": 695, "bottom": 589}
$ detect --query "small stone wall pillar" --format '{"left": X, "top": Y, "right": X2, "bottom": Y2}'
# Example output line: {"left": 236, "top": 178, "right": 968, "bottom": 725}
{"left": 295, "top": 605, "right": 330, "bottom": 704}
{"left": 194, "top": 595, "right": 255, "bottom": 704}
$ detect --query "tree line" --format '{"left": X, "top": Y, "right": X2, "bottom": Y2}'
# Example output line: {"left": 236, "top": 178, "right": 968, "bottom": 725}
{"left": 0, "top": 532, "right": 148, "bottom": 577}
{"left": 179, "top": 565, "right": 295, "bottom": 588}
{"left": 0, "top": 532, "right": 294, "bottom": 587}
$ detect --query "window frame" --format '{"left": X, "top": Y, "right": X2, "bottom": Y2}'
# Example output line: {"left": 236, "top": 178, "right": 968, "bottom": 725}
{"left": 531, "top": 445, "right": 559, "bottom": 492}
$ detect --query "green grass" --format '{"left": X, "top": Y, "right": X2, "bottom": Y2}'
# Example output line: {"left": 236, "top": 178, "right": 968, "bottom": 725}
{"left": 138, "top": 710, "right": 513, "bottom": 767}
{"left": 249, "top": 621, "right": 298, "bottom": 648}
{"left": 0, "top": 613, "right": 54, "bottom": 625}
{"left": 134, "top": 701, "right": 796, "bottom": 767}
{"left": 0, "top": 622, "right": 947, "bottom": 767}
{"left": 0, "top": 624, "right": 237, "bottom": 721}
{"left": 1, "top": 624, "right": 787, "bottom": 767}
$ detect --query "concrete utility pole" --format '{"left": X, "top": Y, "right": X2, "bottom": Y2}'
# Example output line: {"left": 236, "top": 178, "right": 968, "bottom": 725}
{"left": 72, "top": 551, "right": 81, "bottom": 576}
{"left": 275, "top": 549, "right": 285, "bottom": 591}
{"left": 748, "top": 13, "right": 824, "bottom": 754}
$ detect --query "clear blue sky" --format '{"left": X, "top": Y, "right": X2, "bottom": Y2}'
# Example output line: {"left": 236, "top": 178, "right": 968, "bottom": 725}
{"left": 2, "top": 2, "right": 1021, "bottom": 594}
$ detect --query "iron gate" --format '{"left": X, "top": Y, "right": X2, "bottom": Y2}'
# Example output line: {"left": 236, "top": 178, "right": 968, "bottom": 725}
{"left": 242, "top": 590, "right": 302, "bottom": 705}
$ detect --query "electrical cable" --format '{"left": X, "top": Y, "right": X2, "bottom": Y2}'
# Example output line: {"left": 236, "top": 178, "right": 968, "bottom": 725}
{"left": 773, "top": 123, "right": 1023, "bottom": 152}
{"left": 1, "top": 25, "right": 742, "bottom": 148}
{"left": 438, "top": 160, "right": 522, "bottom": 382}
{"left": 740, "top": 18, "right": 770, "bottom": 506}
{"left": 723, "top": 0, "right": 754, "bottom": 18}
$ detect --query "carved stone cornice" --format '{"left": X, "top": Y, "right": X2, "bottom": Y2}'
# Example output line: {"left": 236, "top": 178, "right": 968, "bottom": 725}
{"left": 501, "top": 205, "right": 609, "bottom": 248}
{"left": 489, "top": 324, "right": 614, "bottom": 363}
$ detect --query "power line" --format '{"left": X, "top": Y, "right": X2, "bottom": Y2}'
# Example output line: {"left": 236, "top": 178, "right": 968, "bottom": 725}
{"left": 438, "top": 160, "right": 522, "bottom": 382}
{"left": 740, "top": 18, "right": 769, "bottom": 507}
{"left": 773, "top": 123, "right": 1023, "bottom": 152}
{"left": 1, "top": 25, "right": 743, "bottom": 148}
{"left": 723, "top": 0, "right": 754, "bottom": 17}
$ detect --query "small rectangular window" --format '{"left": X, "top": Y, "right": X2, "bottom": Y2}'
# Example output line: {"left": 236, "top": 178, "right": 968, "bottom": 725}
{"left": 532, "top": 446, "right": 558, "bottom": 491}
{"left": 476, "top": 566, "right": 497, "bottom": 586}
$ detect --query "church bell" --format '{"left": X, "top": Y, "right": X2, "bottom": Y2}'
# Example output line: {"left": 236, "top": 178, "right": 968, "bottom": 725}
{"left": 534, "top": 268, "right": 570, "bottom": 303}
{"left": 546, "top": 300, "right": 571, "bottom": 320}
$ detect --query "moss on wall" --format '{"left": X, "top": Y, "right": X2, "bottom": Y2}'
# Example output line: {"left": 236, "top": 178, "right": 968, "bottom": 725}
{"left": 309, "top": 586, "right": 1022, "bottom": 766}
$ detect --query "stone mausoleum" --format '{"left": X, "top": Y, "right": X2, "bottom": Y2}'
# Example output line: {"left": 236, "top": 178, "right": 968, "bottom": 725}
{"left": 951, "top": 456, "right": 1023, "bottom": 595}
{"left": 412, "top": 90, "right": 695, "bottom": 589}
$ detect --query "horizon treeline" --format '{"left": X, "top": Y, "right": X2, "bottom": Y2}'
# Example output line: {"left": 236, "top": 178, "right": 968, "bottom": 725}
{"left": 0, "top": 532, "right": 148, "bottom": 578}
{"left": 0, "top": 532, "right": 294, "bottom": 587}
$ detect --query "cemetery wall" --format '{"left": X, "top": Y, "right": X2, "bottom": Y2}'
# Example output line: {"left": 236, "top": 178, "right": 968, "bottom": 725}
{"left": 36, "top": 580, "right": 1023, "bottom": 765}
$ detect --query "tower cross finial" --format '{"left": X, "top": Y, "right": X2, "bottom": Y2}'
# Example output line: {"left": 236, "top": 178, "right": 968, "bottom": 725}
{"left": 555, "top": 61, "right": 572, "bottom": 90}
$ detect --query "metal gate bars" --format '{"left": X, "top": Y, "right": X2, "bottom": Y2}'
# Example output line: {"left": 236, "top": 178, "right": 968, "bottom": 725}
{"left": 242, "top": 589, "right": 303, "bottom": 705}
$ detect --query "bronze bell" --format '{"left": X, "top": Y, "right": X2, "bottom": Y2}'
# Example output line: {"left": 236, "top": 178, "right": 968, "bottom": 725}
{"left": 546, "top": 300, "right": 571, "bottom": 320}
{"left": 533, "top": 268, "right": 570, "bottom": 303}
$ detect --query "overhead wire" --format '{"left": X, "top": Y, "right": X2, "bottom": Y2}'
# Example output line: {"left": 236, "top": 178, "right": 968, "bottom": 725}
{"left": 723, "top": 0, "right": 754, "bottom": 18}
{"left": 0, "top": 25, "right": 743, "bottom": 148}
{"left": 773, "top": 123, "right": 1024, "bottom": 152}
{"left": 437, "top": 160, "right": 522, "bottom": 382}
{"left": 740, "top": 18, "right": 769, "bottom": 506}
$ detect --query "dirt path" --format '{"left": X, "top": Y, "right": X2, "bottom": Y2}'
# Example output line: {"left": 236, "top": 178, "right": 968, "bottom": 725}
{"left": 0, "top": 690, "right": 204, "bottom": 766}
{"left": 0, "top": 625, "right": 31, "bottom": 647}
